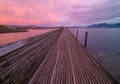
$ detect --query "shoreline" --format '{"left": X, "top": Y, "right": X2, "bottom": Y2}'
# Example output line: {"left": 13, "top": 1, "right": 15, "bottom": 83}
{"left": 0, "top": 30, "right": 28, "bottom": 34}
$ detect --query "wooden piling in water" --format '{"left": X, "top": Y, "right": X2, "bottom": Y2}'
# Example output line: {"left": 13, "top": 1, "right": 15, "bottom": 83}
{"left": 73, "top": 29, "right": 74, "bottom": 36}
{"left": 85, "top": 32, "right": 88, "bottom": 48}
{"left": 76, "top": 29, "right": 78, "bottom": 39}
{"left": 0, "top": 28, "right": 119, "bottom": 84}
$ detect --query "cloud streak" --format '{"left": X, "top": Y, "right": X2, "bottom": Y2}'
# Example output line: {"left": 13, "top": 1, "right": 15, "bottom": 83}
{"left": 0, "top": 0, "right": 120, "bottom": 26}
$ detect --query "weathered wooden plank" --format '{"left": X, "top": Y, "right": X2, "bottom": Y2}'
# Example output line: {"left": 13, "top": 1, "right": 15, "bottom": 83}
{"left": 0, "top": 28, "right": 63, "bottom": 84}
{"left": 0, "top": 28, "right": 119, "bottom": 84}
{"left": 29, "top": 28, "right": 118, "bottom": 84}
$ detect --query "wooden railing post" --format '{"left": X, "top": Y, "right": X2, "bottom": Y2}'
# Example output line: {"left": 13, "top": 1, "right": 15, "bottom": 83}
{"left": 73, "top": 29, "right": 74, "bottom": 35}
{"left": 85, "top": 32, "right": 88, "bottom": 48}
{"left": 76, "top": 29, "right": 78, "bottom": 39}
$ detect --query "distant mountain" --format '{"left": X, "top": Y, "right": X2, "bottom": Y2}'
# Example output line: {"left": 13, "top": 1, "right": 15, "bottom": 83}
{"left": 87, "top": 23, "right": 120, "bottom": 28}
{"left": 1, "top": 23, "right": 120, "bottom": 29}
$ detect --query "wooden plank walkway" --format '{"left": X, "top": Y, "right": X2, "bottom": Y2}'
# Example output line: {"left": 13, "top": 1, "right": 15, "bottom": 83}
{"left": 0, "top": 28, "right": 63, "bottom": 84}
{"left": 0, "top": 28, "right": 119, "bottom": 84}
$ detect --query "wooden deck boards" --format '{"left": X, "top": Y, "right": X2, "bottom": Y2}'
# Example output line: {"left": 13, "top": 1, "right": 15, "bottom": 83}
{"left": 0, "top": 28, "right": 119, "bottom": 84}
{"left": 0, "top": 29, "right": 63, "bottom": 84}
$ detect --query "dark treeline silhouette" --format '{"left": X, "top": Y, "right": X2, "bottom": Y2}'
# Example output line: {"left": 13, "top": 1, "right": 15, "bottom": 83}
{"left": 0, "top": 25, "right": 28, "bottom": 33}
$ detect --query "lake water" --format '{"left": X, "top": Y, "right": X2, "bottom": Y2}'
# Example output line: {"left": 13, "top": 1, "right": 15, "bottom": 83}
{"left": 69, "top": 28, "right": 120, "bottom": 82}
{"left": 0, "top": 29, "right": 56, "bottom": 46}
{"left": 0, "top": 28, "right": 120, "bottom": 82}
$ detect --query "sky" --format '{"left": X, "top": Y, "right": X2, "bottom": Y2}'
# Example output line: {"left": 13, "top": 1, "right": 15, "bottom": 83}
{"left": 0, "top": 0, "right": 120, "bottom": 26}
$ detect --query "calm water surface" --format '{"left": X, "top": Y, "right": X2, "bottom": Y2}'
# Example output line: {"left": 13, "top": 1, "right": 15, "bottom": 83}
{"left": 70, "top": 28, "right": 120, "bottom": 51}
{"left": 69, "top": 28, "right": 120, "bottom": 82}
{"left": 0, "top": 29, "right": 55, "bottom": 46}
{"left": 0, "top": 28, "right": 120, "bottom": 82}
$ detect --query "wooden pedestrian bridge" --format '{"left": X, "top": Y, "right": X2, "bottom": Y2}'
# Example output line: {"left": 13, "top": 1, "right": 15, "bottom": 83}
{"left": 0, "top": 28, "right": 119, "bottom": 84}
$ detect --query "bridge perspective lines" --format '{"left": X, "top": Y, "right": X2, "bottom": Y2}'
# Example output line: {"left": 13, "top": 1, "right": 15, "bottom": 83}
{"left": 0, "top": 28, "right": 119, "bottom": 84}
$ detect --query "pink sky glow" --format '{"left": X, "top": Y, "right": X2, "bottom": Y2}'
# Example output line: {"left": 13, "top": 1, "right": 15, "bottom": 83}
{"left": 0, "top": 0, "right": 120, "bottom": 26}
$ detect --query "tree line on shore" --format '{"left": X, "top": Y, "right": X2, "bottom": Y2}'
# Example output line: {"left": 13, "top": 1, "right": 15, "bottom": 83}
{"left": 0, "top": 25, "right": 28, "bottom": 33}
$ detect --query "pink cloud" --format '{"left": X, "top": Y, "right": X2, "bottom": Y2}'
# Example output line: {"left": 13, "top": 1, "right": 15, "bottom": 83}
{"left": 0, "top": 0, "right": 120, "bottom": 26}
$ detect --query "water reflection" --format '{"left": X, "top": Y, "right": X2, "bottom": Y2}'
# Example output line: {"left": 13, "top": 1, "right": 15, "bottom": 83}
{"left": 69, "top": 28, "right": 120, "bottom": 82}
{"left": 69, "top": 28, "right": 120, "bottom": 51}
{"left": 0, "top": 29, "right": 56, "bottom": 46}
